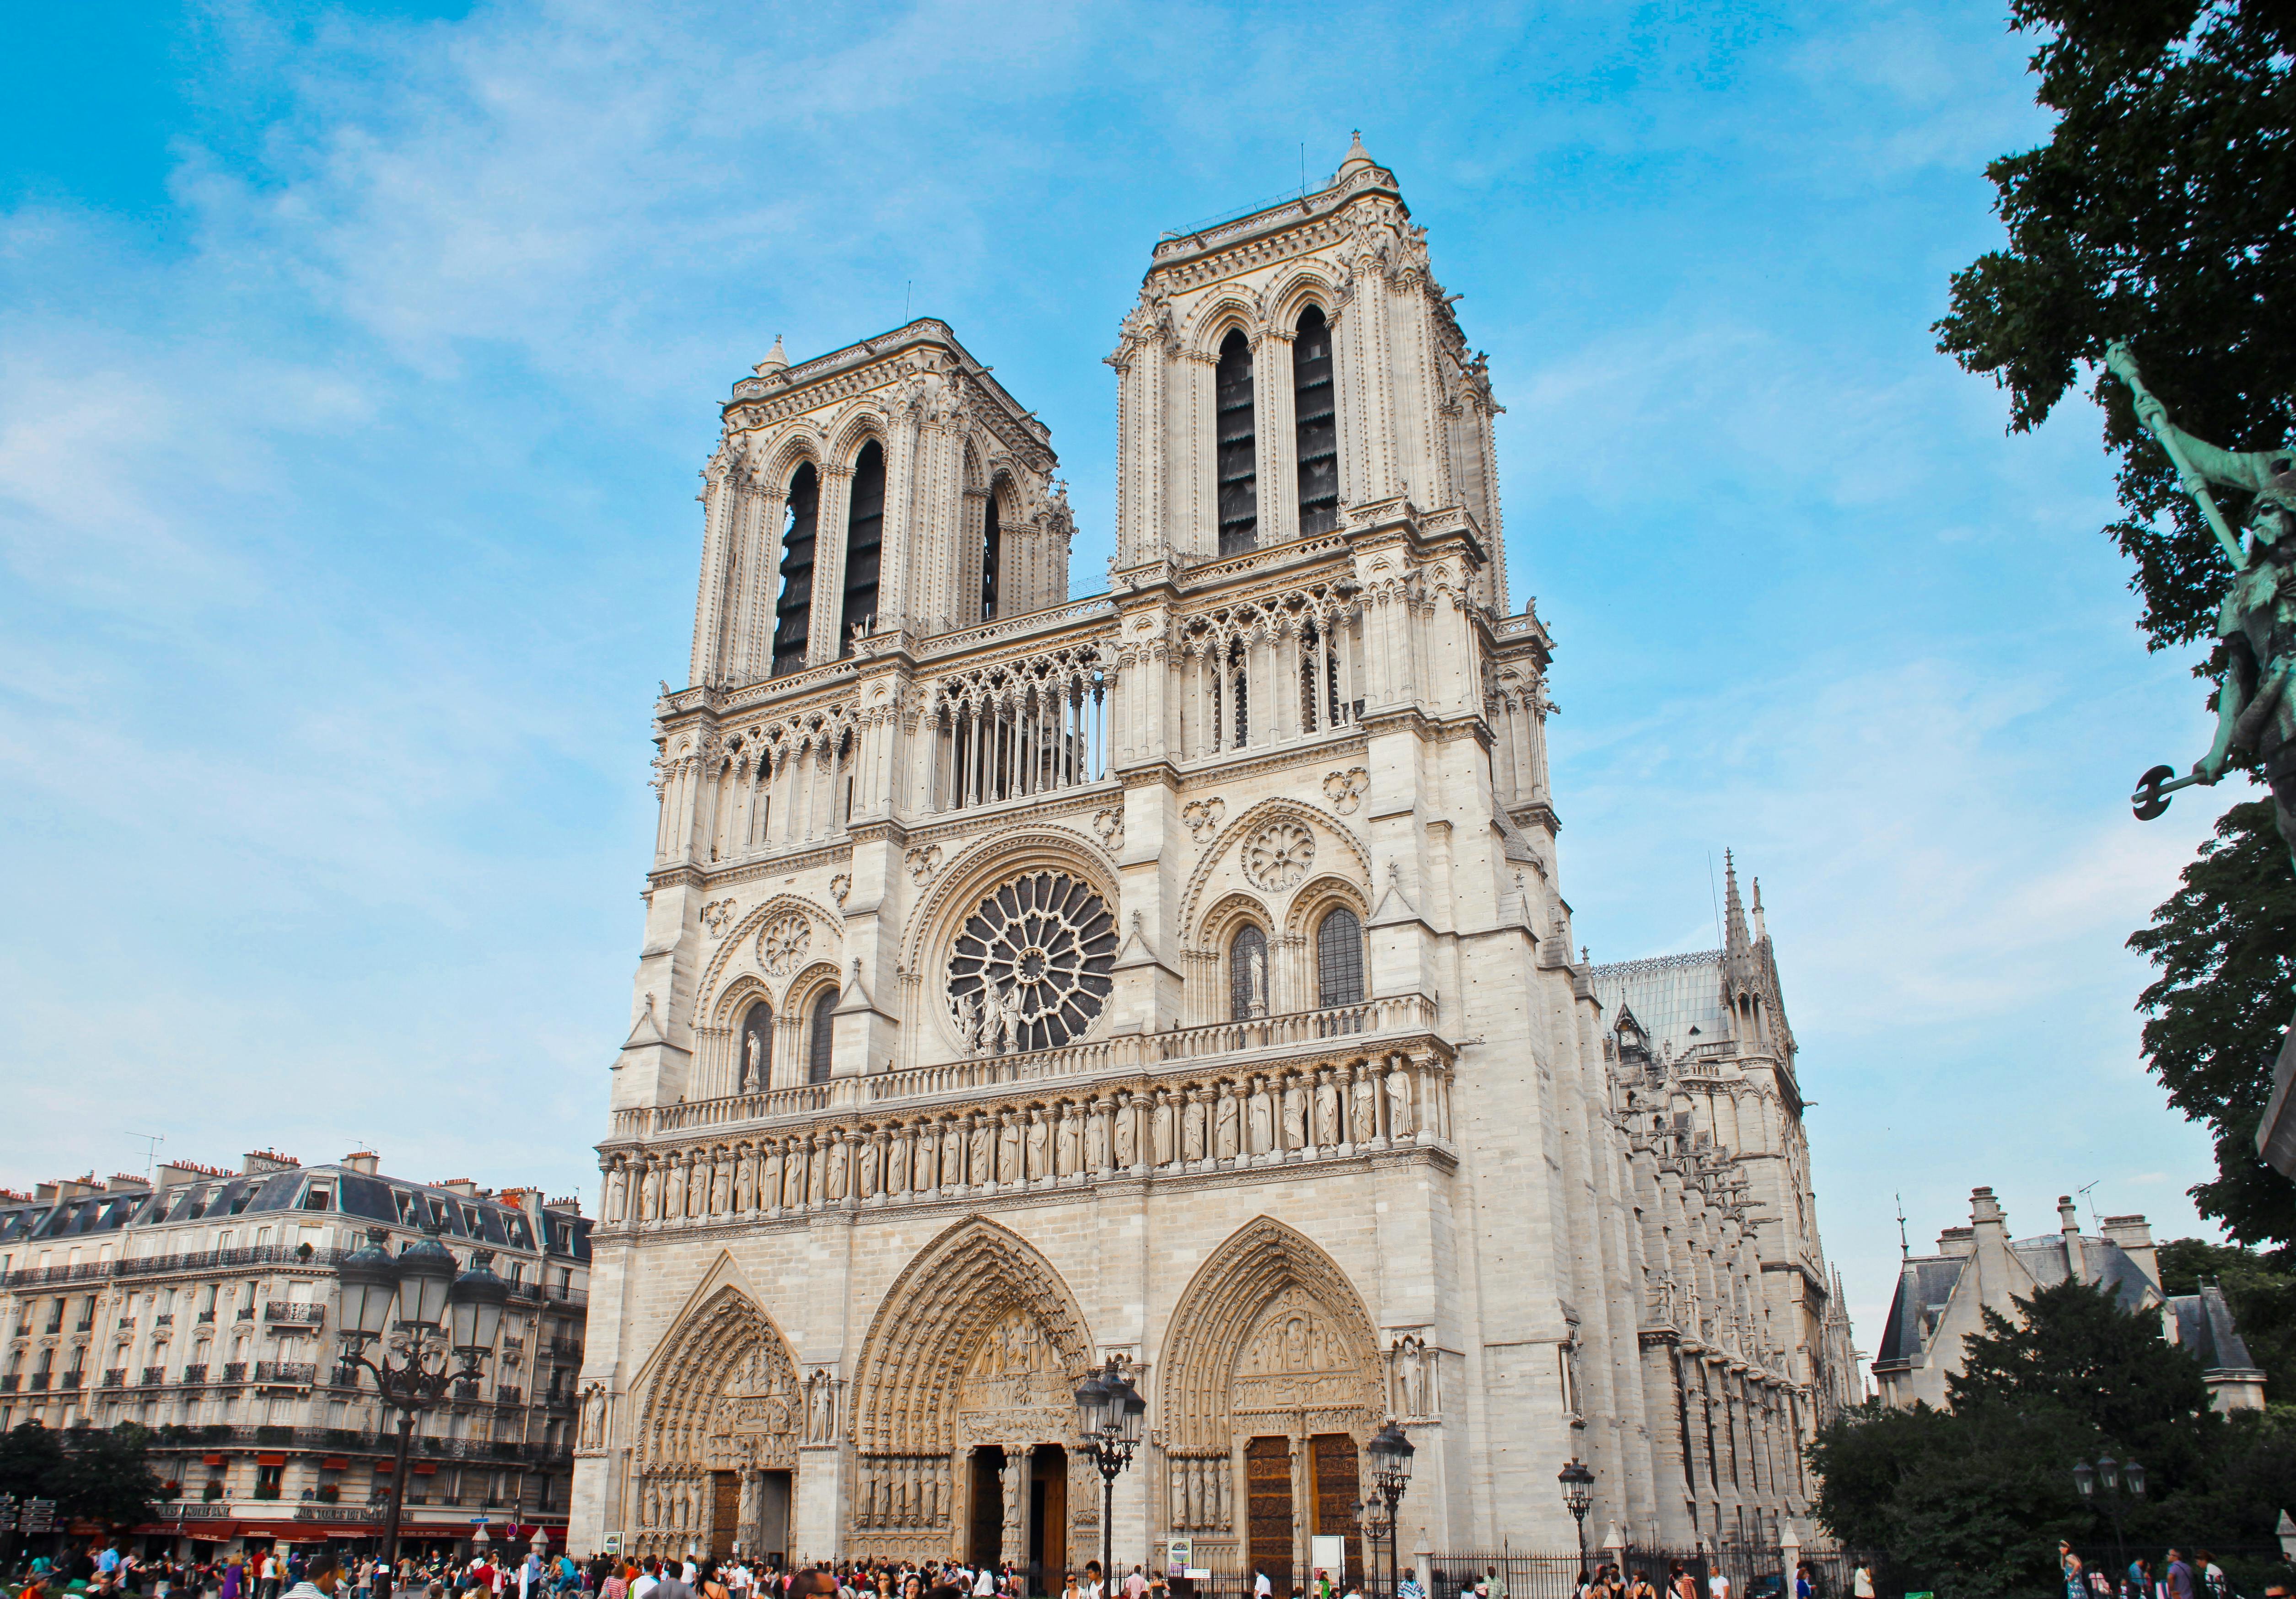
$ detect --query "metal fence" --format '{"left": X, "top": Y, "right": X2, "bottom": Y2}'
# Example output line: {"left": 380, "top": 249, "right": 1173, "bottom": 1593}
{"left": 1162, "top": 1547, "right": 1863, "bottom": 1599}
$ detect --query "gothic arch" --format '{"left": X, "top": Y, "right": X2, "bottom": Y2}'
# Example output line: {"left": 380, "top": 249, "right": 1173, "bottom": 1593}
{"left": 1156, "top": 1216, "right": 1382, "bottom": 1454}
{"left": 1184, "top": 291, "right": 1266, "bottom": 360}
{"left": 692, "top": 893, "right": 846, "bottom": 1032}
{"left": 752, "top": 424, "right": 827, "bottom": 490}
{"left": 1264, "top": 266, "right": 1340, "bottom": 329}
{"left": 826, "top": 404, "right": 892, "bottom": 466}
{"left": 849, "top": 1215, "right": 1095, "bottom": 1453}
{"left": 1178, "top": 796, "right": 1371, "bottom": 947}
{"left": 628, "top": 1282, "right": 804, "bottom": 1556}
{"left": 1280, "top": 874, "right": 1370, "bottom": 943}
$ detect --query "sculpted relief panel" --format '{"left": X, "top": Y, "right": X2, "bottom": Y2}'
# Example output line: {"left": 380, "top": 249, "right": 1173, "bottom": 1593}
{"left": 954, "top": 1306, "right": 1075, "bottom": 1445}
{"left": 1232, "top": 1288, "right": 1370, "bottom": 1418}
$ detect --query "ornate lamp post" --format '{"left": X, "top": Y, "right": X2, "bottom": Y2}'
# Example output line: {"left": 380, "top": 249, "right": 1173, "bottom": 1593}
{"left": 2072, "top": 1455, "right": 2146, "bottom": 1595}
{"left": 1360, "top": 1421, "right": 1413, "bottom": 1599}
{"left": 336, "top": 1227, "right": 510, "bottom": 1594}
{"left": 1557, "top": 1459, "right": 1596, "bottom": 1579}
{"left": 1074, "top": 1358, "right": 1145, "bottom": 1594}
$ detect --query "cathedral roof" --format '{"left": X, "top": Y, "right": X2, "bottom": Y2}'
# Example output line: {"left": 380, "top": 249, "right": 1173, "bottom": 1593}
{"left": 1588, "top": 949, "right": 1733, "bottom": 1066}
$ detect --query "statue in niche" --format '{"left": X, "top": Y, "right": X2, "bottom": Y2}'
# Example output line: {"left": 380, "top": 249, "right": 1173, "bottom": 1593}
{"left": 743, "top": 1030, "right": 765, "bottom": 1092}
{"left": 1313, "top": 1072, "right": 1342, "bottom": 1147}
{"left": 1154, "top": 1095, "right": 1177, "bottom": 1164}
{"left": 1214, "top": 1089, "right": 1241, "bottom": 1158}
{"left": 1086, "top": 1104, "right": 1111, "bottom": 1170}
{"left": 885, "top": 1131, "right": 909, "bottom": 1195}
{"left": 969, "top": 1116, "right": 993, "bottom": 1185}
{"left": 1351, "top": 1074, "right": 1378, "bottom": 1143}
{"left": 1182, "top": 1094, "right": 1207, "bottom": 1162}
{"left": 1057, "top": 1106, "right": 1081, "bottom": 1175}
{"left": 1113, "top": 1099, "right": 1138, "bottom": 1167}
{"left": 605, "top": 1165, "right": 627, "bottom": 1223}
{"left": 954, "top": 988, "right": 987, "bottom": 1058}
{"left": 1249, "top": 1086, "right": 1272, "bottom": 1155}
{"left": 825, "top": 1139, "right": 849, "bottom": 1202}
{"left": 1386, "top": 1062, "right": 1416, "bottom": 1136}
{"left": 859, "top": 1136, "right": 880, "bottom": 1198}
{"left": 1027, "top": 1109, "right": 1050, "bottom": 1179}
{"left": 761, "top": 1145, "right": 784, "bottom": 1207}
{"left": 942, "top": 1120, "right": 964, "bottom": 1188}
{"left": 781, "top": 1146, "right": 806, "bottom": 1208}
{"left": 1282, "top": 1080, "right": 1307, "bottom": 1149}
{"left": 998, "top": 1114, "right": 1022, "bottom": 1183}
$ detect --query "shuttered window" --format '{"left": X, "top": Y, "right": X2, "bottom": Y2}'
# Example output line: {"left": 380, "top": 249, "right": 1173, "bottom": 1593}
{"left": 772, "top": 464, "right": 818, "bottom": 676}
{"left": 1316, "top": 907, "right": 1364, "bottom": 1009}
{"left": 838, "top": 441, "right": 885, "bottom": 655}
{"left": 1293, "top": 306, "right": 1339, "bottom": 535}
{"left": 1216, "top": 330, "right": 1258, "bottom": 555}
{"left": 980, "top": 491, "right": 1001, "bottom": 622}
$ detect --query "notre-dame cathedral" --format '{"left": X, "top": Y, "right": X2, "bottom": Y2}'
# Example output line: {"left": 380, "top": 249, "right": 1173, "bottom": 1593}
{"left": 568, "top": 136, "right": 1860, "bottom": 1576}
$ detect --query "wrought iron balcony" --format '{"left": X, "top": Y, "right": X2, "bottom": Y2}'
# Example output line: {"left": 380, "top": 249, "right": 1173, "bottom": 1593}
{"left": 221, "top": 1361, "right": 247, "bottom": 1382}
{"left": 60, "top": 1371, "right": 83, "bottom": 1390}
{"left": 101, "top": 1368, "right": 125, "bottom": 1388}
{"left": 182, "top": 1363, "right": 208, "bottom": 1384}
{"left": 264, "top": 1302, "right": 325, "bottom": 1326}
{"left": 140, "top": 1366, "right": 166, "bottom": 1386}
{"left": 0, "top": 1375, "right": 17, "bottom": 1392}
{"left": 253, "top": 1361, "right": 317, "bottom": 1384}
{"left": 28, "top": 1373, "right": 50, "bottom": 1390}
{"left": 495, "top": 1385, "right": 522, "bottom": 1406}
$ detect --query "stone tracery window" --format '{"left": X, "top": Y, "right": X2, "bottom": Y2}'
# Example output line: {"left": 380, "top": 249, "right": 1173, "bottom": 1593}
{"left": 947, "top": 872, "right": 1118, "bottom": 1054}
{"left": 807, "top": 989, "right": 838, "bottom": 1084}
{"left": 1228, "top": 924, "right": 1269, "bottom": 1020}
{"left": 1316, "top": 907, "right": 1364, "bottom": 1009}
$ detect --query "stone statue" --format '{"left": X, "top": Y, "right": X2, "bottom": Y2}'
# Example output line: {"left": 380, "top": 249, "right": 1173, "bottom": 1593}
{"left": 1113, "top": 1097, "right": 1138, "bottom": 1167}
{"left": 743, "top": 1029, "right": 765, "bottom": 1092}
{"left": 968, "top": 1116, "right": 993, "bottom": 1185}
{"left": 1386, "top": 1062, "right": 1415, "bottom": 1137}
{"left": 1249, "top": 1082, "right": 1273, "bottom": 1154}
{"left": 1313, "top": 1071, "right": 1342, "bottom": 1147}
{"left": 997, "top": 1114, "right": 1022, "bottom": 1184}
{"left": 1026, "top": 1109, "right": 1049, "bottom": 1180}
{"left": 1350, "top": 1073, "right": 1378, "bottom": 1143}
{"left": 1214, "top": 1087, "right": 1241, "bottom": 1158}
{"left": 825, "top": 1138, "right": 849, "bottom": 1202}
{"left": 1246, "top": 940, "right": 1267, "bottom": 1016}
{"left": 859, "top": 1136, "right": 880, "bottom": 1198}
{"left": 1281, "top": 1080, "right": 1307, "bottom": 1149}
{"left": 1086, "top": 1102, "right": 1112, "bottom": 1170}
{"left": 1057, "top": 1105, "right": 1082, "bottom": 1175}
{"left": 2109, "top": 342, "right": 2296, "bottom": 860}
{"left": 1182, "top": 1092, "right": 1207, "bottom": 1161}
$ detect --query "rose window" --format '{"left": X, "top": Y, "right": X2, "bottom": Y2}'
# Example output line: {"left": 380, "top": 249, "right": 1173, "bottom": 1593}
{"left": 1243, "top": 820, "right": 1316, "bottom": 891}
{"left": 947, "top": 872, "right": 1118, "bottom": 1055}
{"left": 758, "top": 913, "right": 812, "bottom": 976}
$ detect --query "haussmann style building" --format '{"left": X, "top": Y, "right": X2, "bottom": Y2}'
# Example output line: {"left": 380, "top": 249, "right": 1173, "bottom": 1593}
{"left": 570, "top": 137, "right": 1859, "bottom": 1578}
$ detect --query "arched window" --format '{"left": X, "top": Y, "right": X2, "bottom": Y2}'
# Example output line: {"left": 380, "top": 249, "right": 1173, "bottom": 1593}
{"left": 839, "top": 441, "right": 885, "bottom": 654}
{"left": 1215, "top": 329, "right": 1257, "bottom": 555}
{"left": 807, "top": 988, "right": 839, "bottom": 1084}
{"left": 737, "top": 1001, "right": 774, "bottom": 1094}
{"left": 772, "top": 463, "right": 818, "bottom": 677}
{"left": 980, "top": 490, "right": 1001, "bottom": 622}
{"left": 1229, "top": 924, "right": 1269, "bottom": 1020}
{"left": 1293, "top": 306, "right": 1339, "bottom": 536}
{"left": 1316, "top": 907, "right": 1364, "bottom": 1009}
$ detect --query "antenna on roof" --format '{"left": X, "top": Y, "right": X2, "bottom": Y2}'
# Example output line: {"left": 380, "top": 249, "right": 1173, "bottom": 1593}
{"left": 2076, "top": 1179, "right": 2101, "bottom": 1232}
{"left": 126, "top": 1131, "right": 163, "bottom": 1183}
{"left": 1707, "top": 852, "right": 1723, "bottom": 950}
{"left": 1894, "top": 1191, "right": 1909, "bottom": 1258}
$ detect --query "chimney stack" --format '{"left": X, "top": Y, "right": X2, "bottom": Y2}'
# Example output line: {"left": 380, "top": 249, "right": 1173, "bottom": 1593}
{"left": 2101, "top": 1214, "right": 2158, "bottom": 1288}
{"left": 2057, "top": 1196, "right": 2087, "bottom": 1283}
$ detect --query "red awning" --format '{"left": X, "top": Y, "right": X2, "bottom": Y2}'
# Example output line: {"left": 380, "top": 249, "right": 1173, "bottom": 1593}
{"left": 203, "top": 1453, "right": 226, "bottom": 1465}
{"left": 412, "top": 1462, "right": 438, "bottom": 1475}
{"left": 256, "top": 1453, "right": 287, "bottom": 1466}
{"left": 372, "top": 1460, "right": 393, "bottom": 1473}
{"left": 319, "top": 1458, "right": 350, "bottom": 1470}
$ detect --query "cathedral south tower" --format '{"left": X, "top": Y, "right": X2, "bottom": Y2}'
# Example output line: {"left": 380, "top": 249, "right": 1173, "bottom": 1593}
{"left": 571, "top": 136, "right": 1855, "bottom": 1572}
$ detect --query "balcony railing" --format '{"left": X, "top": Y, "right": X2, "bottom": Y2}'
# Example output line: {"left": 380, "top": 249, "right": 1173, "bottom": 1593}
{"left": 221, "top": 1362, "right": 247, "bottom": 1382}
{"left": 264, "top": 1302, "right": 325, "bottom": 1328}
{"left": 60, "top": 1371, "right": 83, "bottom": 1390}
{"left": 0, "top": 1375, "right": 17, "bottom": 1392}
{"left": 182, "top": 1363, "right": 209, "bottom": 1384}
{"left": 254, "top": 1361, "right": 317, "bottom": 1384}
{"left": 611, "top": 993, "right": 1443, "bottom": 1141}
{"left": 495, "top": 1385, "right": 522, "bottom": 1406}
{"left": 140, "top": 1367, "right": 166, "bottom": 1386}
{"left": 102, "top": 1368, "right": 126, "bottom": 1388}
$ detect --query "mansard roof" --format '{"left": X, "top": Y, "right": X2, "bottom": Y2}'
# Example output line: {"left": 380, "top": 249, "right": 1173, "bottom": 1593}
{"left": 1873, "top": 1230, "right": 2171, "bottom": 1372}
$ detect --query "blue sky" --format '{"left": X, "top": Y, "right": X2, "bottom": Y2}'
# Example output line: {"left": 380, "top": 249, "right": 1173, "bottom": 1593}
{"left": 0, "top": 0, "right": 2245, "bottom": 1358}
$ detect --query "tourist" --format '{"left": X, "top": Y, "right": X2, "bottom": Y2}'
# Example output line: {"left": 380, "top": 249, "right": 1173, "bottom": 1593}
{"left": 2166, "top": 1552, "right": 2196, "bottom": 1599}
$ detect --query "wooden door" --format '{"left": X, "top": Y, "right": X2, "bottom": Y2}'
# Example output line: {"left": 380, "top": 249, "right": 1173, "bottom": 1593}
{"left": 1033, "top": 1447, "right": 1067, "bottom": 1585}
{"left": 1245, "top": 1437, "right": 1293, "bottom": 1590}
{"left": 710, "top": 1470, "right": 740, "bottom": 1559}
{"left": 1308, "top": 1435, "right": 1362, "bottom": 1589}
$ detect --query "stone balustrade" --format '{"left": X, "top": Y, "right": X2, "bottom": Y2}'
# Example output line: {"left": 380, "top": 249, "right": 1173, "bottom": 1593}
{"left": 598, "top": 1004, "right": 1453, "bottom": 1229}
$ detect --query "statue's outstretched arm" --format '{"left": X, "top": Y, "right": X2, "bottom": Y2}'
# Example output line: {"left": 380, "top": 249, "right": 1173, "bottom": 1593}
{"left": 2106, "top": 341, "right": 2280, "bottom": 494}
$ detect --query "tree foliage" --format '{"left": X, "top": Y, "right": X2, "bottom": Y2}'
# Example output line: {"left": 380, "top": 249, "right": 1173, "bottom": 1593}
{"left": 0, "top": 1422, "right": 160, "bottom": 1527}
{"left": 1935, "top": 0, "right": 2296, "bottom": 651}
{"left": 2127, "top": 799, "right": 2296, "bottom": 1248}
{"left": 2156, "top": 1234, "right": 2296, "bottom": 1396}
{"left": 1812, "top": 1282, "right": 2293, "bottom": 1599}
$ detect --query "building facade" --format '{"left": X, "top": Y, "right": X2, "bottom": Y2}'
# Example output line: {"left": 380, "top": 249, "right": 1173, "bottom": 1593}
{"left": 0, "top": 1152, "right": 591, "bottom": 1555}
{"left": 1872, "top": 1187, "right": 2265, "bottom": 1413}
{"left": 572, "top": 138, "right": 1855, "bottom": 1576}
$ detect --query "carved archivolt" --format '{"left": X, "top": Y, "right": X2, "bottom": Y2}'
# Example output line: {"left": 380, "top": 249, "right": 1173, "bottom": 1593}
{"left": 1178, "top": 797, "right": 1369, "bottom": 947}
{"left": 850, "top": 1216, "right": 1094, "bottom": 1454}
{"left": 1158, "top": 1217, "right": 1382, "bottom": 1454}
{"left": 637, "top": 1285, "right": 802, "bottom": 1470}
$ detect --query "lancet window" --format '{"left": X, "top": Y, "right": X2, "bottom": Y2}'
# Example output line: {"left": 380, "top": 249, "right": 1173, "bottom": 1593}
{"left": 980, "top": 491, "right": 1002, "bottom": 623}
{"left": 807, "top": 990, "right": 838, "bottom": 1085}
{"left": 924, "top": 647, "right": 1109, "bottom": 814}
{"left": 773, "top": 464, "right": 819, "bottom": 676}
{"left": 1216, "top": 330, "right": 1258, "bottom": 556}
{"left": 1182, "top": 589, "right": 1359, "bottom": 760}
{"left": 739, "top": 1001, "right": 774, "bottom": 1093}
{"left": 839, "top": 441, "right": 885, "bottom": 654}
{"left": 1293, "top": 306, "right": 1339, "bottom": 536}
{"left": 1229, "top": 925, "right": 1269, "bottom": 1021}
{"left": 1316, "top": 908, "right": 1364, "bottom": 1009}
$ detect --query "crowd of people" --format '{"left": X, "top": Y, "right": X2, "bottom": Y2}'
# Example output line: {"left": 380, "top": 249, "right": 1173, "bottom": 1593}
{"left": 2058, "top": 1542, "right": 2293, "bottom": 1599}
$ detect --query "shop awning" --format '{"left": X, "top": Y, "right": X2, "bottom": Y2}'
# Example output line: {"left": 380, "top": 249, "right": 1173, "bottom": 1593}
{"left": 256, "top": 1453, "right": 287, "bottom": 1466}
{"left": 319, "top": 1458, "right": 350, "bottom": 1470}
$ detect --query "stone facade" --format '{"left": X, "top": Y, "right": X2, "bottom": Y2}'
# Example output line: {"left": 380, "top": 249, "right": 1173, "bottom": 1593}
{"left": 0, "top": 1152, "right": 590, "bottom": 1553}
{"left": 572, "top": 137, "right": 1854, "bottom": 1572}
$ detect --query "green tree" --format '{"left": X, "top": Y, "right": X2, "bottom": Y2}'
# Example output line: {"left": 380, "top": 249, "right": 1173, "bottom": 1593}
{"left": 0, "top": 1422, "right": 65, "bottom": 1502}
{"left": 2126, "top": 800, "right": 2296, "bottom": 1248}
{"left": 2156, "top": 1234, "right": 2296, "bottom": 1398}
{"left": 52, "top": 1423, "right": 161, "bottom": 1528}
{"left": 1936, "top": 2, "right": 2296, "bottom": 1246}
{"left": 1809, "top": 1281, "right": 2287, "bottom": 1599}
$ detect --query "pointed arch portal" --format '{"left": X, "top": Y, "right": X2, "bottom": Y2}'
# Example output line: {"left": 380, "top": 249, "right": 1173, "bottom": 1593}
{"left": 632, "top": 1284, "right": 802, "bottom": 1561}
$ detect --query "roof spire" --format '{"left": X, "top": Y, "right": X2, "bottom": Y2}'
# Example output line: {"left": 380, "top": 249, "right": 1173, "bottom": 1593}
{"left": 1722, "top": 849, "right": 1751, "bottom": 956}
{"left": 1750, "top": 876, "right": 1767, "bottom": 942}
{"left": 1334, "top": 130, "right": 1376, "bottom": 182}
{"left": 753, "top": 334, "right": 788, "bottom": 376}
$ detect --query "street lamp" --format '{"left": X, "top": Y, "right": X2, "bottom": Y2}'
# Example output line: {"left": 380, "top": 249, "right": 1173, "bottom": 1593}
{"left": 1557, "top": 1459, "right": 1596, "bottom": 1580}
{"left": 1075, "top": 1357, "right": 1145, "bottom": 1594}
{"left": 336, "top": 1227, "right": 512, "bottom": 1596}
{"left": 2072, "top": 1454, "right": 2146, "bottom": 1595}
{"left": 1362, "top": 1422, "right": 1413, "bottom": 1599}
